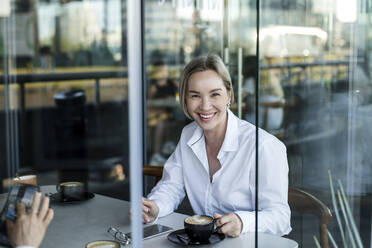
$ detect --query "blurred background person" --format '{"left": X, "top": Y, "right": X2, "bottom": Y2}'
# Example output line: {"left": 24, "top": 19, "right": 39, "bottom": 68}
{"left": 147, "top": 51, "right": 179, "bottom": 165}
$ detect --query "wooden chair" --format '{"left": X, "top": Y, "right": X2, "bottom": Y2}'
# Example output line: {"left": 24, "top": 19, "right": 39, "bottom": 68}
{"left": 288, "top": 187, "right": 332, "bottom": 248}
{"left": 142, "top": 166, "right": 332, "bottom": 248}
{"left": 143, "top": 165, "right": 163, "bottom": 184}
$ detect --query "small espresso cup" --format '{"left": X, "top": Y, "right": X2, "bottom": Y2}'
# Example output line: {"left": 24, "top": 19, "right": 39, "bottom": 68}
{"left": 85, "top": 240, "right": 121, "bottom": 248}
{"left": 56, "top": 182, "right": 85, "bottom": 201}
{"left": 13, "top": 175, "right": 38, "bottom": 186}
{"left": 184, "top": 215, "right": 215, "bottom": 243}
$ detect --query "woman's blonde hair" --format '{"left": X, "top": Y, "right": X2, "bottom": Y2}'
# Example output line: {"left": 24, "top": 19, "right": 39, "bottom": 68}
{"left": 179, "top": 54, "right": 234, "bottom": 119}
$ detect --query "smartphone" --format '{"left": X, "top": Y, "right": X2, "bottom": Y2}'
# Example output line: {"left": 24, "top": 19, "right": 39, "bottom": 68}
{"left": 125, "top": 224, "right": 173, "bottom": 240}
{"left": 0, "top": 184, "right": 39, "bottom": 222}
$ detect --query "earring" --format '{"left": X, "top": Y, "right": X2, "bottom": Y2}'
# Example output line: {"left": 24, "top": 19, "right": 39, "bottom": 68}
{"left": 226, "top": 102, "right": 231, "bottom": 108}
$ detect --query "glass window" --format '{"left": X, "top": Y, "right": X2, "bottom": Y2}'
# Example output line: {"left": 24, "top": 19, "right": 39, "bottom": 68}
{"left": 2, "top": 0, "right": 372, "bottom": 247}
{"left": 1, "top": 0, "right": 134, "bottom": 246}
{"left": 256, "top": 0, "right": 372, "bottom": 247}
{"left": 1, "top": 0, "right": 129, "bottom": 193}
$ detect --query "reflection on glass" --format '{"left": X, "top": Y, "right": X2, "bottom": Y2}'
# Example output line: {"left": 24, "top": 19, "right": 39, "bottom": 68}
{"left": 0, "top": 0, "right": 130, "bottom": 205}
{"left": 253, "top": 0, "right": 372, "bottom": 247}
{"left": 142, "top": 0, "right": 372, "bottom": 247}
{"left": 1, "top": 0, "right": 134, "bottom": 245}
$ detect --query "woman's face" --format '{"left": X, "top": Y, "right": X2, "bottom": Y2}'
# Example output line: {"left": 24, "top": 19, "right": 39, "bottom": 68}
{"left": 186, "top": 70, "right": 231, "bottom": 133}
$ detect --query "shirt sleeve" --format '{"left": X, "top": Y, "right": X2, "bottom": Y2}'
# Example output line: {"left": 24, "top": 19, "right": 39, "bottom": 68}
{"left": 235, "top": 138, "right": 291, "bottom": 236}
{"left": 16, "top": 246, "right": 34, "bottom": 248}
{"left": 147, "top": 141, "right": 186, "bottom": 218}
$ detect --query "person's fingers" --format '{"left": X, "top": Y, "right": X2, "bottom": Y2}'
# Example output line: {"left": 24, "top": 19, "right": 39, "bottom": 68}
{"left": 213, "top": 213, "right": 222, "bottom": 219}
{"left": 233, "top": 213, "right": 243, "bottom": 234}
{"left": 142, "top": 213, "right": 150, "bottom": 223}
{"left": 215, "top": 214, "right": 231, "bottom": 227}
{"left": 142, "top": 211, "right": 151, "bottom": 223}
{"left": 143, "top": 201, "right": 157, "bottom": 217}
{"left": 38, "top": 196, "right": 50, "bottom": 219}
{"left": 30, "top": 192, "right": 41, "bottom": 214}
{"left": 219, "top": 221, "right": 234, "bottom": 236}
{"left": 142, "top": 205, "right": 150, "bottom": 213}
{"left": 142, "top": 200, "right": 153, "bottom": 209}
{"left": 216, "top": 214, "right": 241, "bottom": 237}
{"left": 16, "top": 202, "right": 27, "bottom": 217}
{"left": 142, "top": 199, "right": 158, "bottom": 221}
{"left": 213, "top": 213, "right": 223, "bottom": 232}
{"left": 43, "top": 208, "right": 54, "bottom": 226}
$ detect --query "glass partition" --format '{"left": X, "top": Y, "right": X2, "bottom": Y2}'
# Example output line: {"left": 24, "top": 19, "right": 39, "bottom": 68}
{"left": 2, "top": 0, "right": 372, "bottom": 246}
{"left": 1, "top": 0, "right": 134, "bottom": 245}
{"left": 143, "top": 0, "right": 372, "bottom": 247}
{"left": 256, "top": 0, "right": 372, "bottom": 246}
{"left": 1, "top": 0, "right": 130, "bottom": 195}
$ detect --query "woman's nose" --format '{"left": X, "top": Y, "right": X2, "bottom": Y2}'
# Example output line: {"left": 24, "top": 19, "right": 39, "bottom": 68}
{"left": 200, "top": 97, "right": 211, "bottom": 110}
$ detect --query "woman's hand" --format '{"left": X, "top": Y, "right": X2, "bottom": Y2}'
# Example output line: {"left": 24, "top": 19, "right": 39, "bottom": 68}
{"left": 6, "top": 192, "right": 54, "bottom": 248}
{"left": 213, "top": 213, "right": 243, "bottom": 237}
{"left": 142, "top": 198, "right": 159, "bottom": 223}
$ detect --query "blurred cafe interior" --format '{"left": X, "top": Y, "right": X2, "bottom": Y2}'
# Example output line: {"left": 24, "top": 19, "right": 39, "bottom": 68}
{"left": 1, "top": 0, "right": 372, "bottom": 247}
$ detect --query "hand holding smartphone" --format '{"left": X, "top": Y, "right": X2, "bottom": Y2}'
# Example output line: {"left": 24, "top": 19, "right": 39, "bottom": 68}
{"left": 0, "top": 184, "right": 40, "bottom": 222}
{"left": 0, "top": 184, "right": 40, "bottom": 247}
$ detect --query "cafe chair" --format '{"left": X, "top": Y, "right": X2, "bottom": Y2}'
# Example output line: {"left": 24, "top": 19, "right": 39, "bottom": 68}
{"left": 143, "top": 165, "right": 163, "bottom": 184}
{"left": 288, "top": 187, "right": 332, "bottom": 248}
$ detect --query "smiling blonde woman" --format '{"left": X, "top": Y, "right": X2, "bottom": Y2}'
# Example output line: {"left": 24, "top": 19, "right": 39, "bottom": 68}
{"left": 142, "top": 54, "right": 291, "bottom": 237}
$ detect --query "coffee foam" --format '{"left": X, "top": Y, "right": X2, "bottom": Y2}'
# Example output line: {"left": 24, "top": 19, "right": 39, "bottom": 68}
{"left": 60, "top": 182, "right": 83, "bottom": 187}
{"left": 86, "top": 240, "right": 120, "bottom": 248}
{"left": 185, "top": 215, "right": 212, "bottom": 225}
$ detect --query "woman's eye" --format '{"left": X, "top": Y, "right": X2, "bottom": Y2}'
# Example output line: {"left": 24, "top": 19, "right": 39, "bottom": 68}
{"left": 190, "top": 95, "right": 199, "bottom": 98}
{"left": 211, "top": 93, "right": 220, "bottom": 97}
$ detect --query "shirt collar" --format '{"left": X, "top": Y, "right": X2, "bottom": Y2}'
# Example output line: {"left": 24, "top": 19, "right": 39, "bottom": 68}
{"left": 187, "top": 109, "right": 239, "bottom": 152}
{"left": 187, "top": 122, "right": 204, "bottom": 147}
{"left": 220, "top": 108, "right": 239, "bottom": 152}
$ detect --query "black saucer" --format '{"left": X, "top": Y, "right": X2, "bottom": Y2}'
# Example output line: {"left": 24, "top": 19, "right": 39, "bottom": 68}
{"left": 167, "top": 229, "right": 225, "bottom": 246}
{"left": 49, "top": 192, "right": 95, "bottom": 203}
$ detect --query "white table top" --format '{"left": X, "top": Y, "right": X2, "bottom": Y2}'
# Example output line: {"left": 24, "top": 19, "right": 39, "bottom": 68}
{"left": 1, "top": 186, "right": 298, "bottom": 248}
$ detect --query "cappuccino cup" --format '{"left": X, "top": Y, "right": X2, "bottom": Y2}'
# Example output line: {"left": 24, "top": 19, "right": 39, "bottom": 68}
{"left": 184, "top": 215, "right": 214, "bottom": 243}
{"left": 85, "top": 240, "right": 120, "bottom": 248}
{"left": 56, "top": 182, "right": 85, "bottom": 201}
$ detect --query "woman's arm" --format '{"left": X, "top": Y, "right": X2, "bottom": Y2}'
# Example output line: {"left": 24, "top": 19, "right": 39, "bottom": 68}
{"left": 235, "top": 138, "right": 291, "bottom": 236}
{"left": 147, "top": 141, "right": 186, "bottom": 219}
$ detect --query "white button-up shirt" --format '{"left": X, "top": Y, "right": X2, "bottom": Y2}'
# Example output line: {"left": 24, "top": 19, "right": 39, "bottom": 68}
{"left": 148, "top": 109, "right": 291, "bottom": 236}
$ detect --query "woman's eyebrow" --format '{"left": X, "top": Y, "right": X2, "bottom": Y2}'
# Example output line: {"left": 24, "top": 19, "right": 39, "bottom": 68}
{"left": 188, "top": 90, "right": 200, "bottom": 94}
{"left": 188, "top": 88, "right": 222, "bottom": 94}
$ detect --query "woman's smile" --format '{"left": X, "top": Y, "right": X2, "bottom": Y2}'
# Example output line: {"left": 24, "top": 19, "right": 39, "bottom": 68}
{"left": 198, "top": 112, "right": 216, "bottom": 121}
